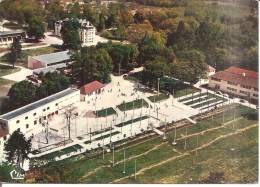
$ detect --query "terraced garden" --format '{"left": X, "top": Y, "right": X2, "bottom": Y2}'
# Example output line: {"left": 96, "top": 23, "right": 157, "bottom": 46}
{"left": 26, "top": 105, "right": 258, "bottom": 184}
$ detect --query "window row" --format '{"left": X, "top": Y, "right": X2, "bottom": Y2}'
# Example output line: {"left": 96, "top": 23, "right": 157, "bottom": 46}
{"left": 227, "top": 87, "right": 237, "bottom": 92}
{"left": 211, "top": 77, "right": 221, "bottom": 82}
{"left": 16, "top": 103, "right": 58, "bottom": 124}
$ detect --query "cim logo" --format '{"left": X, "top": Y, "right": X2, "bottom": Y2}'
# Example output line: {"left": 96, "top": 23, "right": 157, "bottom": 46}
{"left": 10, "top": 169, "right": 25, "bottom": 180}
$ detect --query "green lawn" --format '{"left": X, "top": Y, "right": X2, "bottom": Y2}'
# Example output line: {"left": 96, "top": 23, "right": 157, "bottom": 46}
{"left": 0, "top": 78, "right": 16, "bottom": 90}
{"left": 179, "top": 92, "right": 207, "bottom": 102}
{"left": 96, "top": 107, "right": 116, "bottom": 117}
{"left": 95, "top": 131, "right": 121, "bottom": 141}
{"left": 35, "top": 144, "right": 83, "bottom": 160}
{"left": 0, "top": 46, "right": 60, "bottom": 68}
{"left": 26, "top": 105, "right": 258, "bottom": 184}
{"left": 148, "top": 93, "right": 169, "bottom": 103}
{"left": 0, "top": 64, "right": 21, "bottom": 77}
{"left": 117, "top": 99, "right": 148, "bottom": 111}
{"left": 115, "top": 116, "right": 149, "bottom": 128}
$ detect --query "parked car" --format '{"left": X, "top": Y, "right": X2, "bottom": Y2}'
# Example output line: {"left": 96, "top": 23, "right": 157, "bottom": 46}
{"left": 239, "top": 99, "right": 245, "bottom": 103}
{"left": 216, "top": 91, "right": 223, "bottom": 95}
{"left": 123, "top": 74, "right": 128, "bottom": 78}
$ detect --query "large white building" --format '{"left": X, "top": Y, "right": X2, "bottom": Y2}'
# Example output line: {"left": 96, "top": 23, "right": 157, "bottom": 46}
{"left": 209, "top": 67, "right": 258, "bottom": 102}
{"left": 55, "top": 19, "right": 95, "bottom": 45}
{"left": 0, "top": 88, "right": 80, "bottom": 163}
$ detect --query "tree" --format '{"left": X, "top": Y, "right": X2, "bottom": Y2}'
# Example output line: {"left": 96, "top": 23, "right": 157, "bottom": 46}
{"left": 7, "top": 38, "right": 22, "bottom": 68}
{"left": 60, "top": 19, "right": 82, "bottom": 50}
{"left": 27, "top": 17, "right": 45, "bottom": 42}
{"left": 72, "top": 46, "right": 113, "bottom": 85}
{"left": 4, "top": 130, "right": 31, "bottom": 168}
{"left": 8, "top": 80, "right": 36, "bottom": 111}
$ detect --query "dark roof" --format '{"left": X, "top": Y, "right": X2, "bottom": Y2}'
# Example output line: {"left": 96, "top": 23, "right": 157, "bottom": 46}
{"left": 0, "top": 88, "right": 79, "bottom": 121}
{"left": 33, "top": 63, "right": 67, "bottom": 74}
{"left": 225, "top": 67, "right": 258, "bottom": 78}
{"left": 211, "top": 70, "right": 258, "bottom": 88}
{"left": 32, "top": 50, "right": 71, "bottom": 65}
{"left": 79, "top": 81, "right": 105, "bottom": 95}
{"left": 0, "top": 30, "right": 25, "bottom": 37}
{"left": 0, "top": 129, "right": 8, "bottom": 138}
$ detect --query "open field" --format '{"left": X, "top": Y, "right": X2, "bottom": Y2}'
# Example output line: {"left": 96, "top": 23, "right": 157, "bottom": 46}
{"left": 0, "top": 64, "right": 21, "bottom": 77}
{"left": 117, "top": 99, "right": 148, "bottom": 111}
{"left": 25, "top": 105, "right": 258, "bottom": 184}
{"left": 96, "top": 107, "right": 116, "bottom": 117}
{"left": 148, "top": 93, "right": 169, "bottom": 103}
{"left": 0, "top": 46, "right": 60, "bottom": 68}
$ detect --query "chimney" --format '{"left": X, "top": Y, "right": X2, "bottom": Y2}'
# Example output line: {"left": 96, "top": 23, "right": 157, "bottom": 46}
{"left": 242, "top": 73, "right": 246, "bottom": 77}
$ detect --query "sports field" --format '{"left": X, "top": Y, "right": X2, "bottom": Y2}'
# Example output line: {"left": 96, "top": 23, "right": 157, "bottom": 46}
{"left": 26, "top": 104, "right": 258, "bottom": 184}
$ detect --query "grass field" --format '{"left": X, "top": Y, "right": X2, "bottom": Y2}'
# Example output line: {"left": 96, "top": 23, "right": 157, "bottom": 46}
{"left": 25, "top": 104, "right": 258, "bottom": 184}
{"left": 0, "top": 46, "right": 60, "bottom": 68}
{"left": 148, "top": 93, "right": 169, "bottom": 103}
{"left": 0, "top": 64, "right": 21, "bottom": 77}
{"left": 95, "top": 107, "right": 116, "bottom": 117}
{"left": 117, "top": 99, "right": 148, "bottom": 111}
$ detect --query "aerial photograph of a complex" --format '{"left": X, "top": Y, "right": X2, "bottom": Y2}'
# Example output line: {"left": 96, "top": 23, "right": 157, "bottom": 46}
{"left": 0, "top": 0, "right": 258, "bottom": 184}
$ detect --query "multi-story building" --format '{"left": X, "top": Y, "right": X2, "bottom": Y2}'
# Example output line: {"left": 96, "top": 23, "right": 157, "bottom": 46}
{"left": 209, "top": 67, "right": 258, "bottom": 102}
{"left": 55, "top": 19, "right": 95, "bottom": 45}
{"left": 0, "top": 88, "right": 80, "bottom": 163}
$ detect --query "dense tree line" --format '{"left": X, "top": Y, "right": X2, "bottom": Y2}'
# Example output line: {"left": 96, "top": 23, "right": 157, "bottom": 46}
{"left": 1, "top": 72, "right": 70, "bottom": 113}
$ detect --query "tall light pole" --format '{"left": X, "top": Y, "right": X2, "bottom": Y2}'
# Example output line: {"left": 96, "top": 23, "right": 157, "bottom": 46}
{"left": 184, "top": 128, "right": 187, "bottom": 149}
{"left": 112, "top": 146, "right": 115, "bottom": 166}
{"left": 103, "top": 137, "right": 105, "bottom": 160}
{"left": 123, "top": 148, "right": 126, "bottom": 174}
{"left": 196, "top": 133, "right": 199, "bottom": 154}
{"left": 163, "top": 117, "right": 166, "bottom": 139}
{"left": 172, "top": 125, "right": 177, "bottom": 145}
{"left": 110, "top": 121, "right": 112, "bottom": 147}
{"left": 134, "top": 158, "right": 137, "bottom": 180}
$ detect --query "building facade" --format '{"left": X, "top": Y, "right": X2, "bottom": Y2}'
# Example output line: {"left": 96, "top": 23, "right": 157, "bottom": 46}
{"left": 209, "top": 67, "right": 258, "bottom": 102}
{"left": 0, "top": 22, "right": 26, "bottom": 45}
{"left": 28, "top": 50, "right": 71, "bottom": 70}
{"left": 55, "top": 19, "right": 95, "bottom": 44}
{"left": 0, "top": 88, "right": 80, "bottom": 163}
{"left": 79, "top": 81, "right": 105, "bottom": 101}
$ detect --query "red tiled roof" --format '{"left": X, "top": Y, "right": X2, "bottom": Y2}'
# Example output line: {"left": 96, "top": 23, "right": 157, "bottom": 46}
{"left": 211, "top": 71, "right": 258, "bottom": 88}
{"left": 0, "top": 128, "right": 8, "bottom": 138}
{"left": 79, "top": 81, "right": 105, "bottom": 95}
{"left": 225, "top": 67, "right": 258, "bottom": 78}
{"left": 207, "top": 65, "right": 216, "bottom": 72}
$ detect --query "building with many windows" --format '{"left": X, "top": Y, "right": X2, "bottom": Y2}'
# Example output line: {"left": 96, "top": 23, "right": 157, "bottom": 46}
{"left": 0, "top": 22, "right": 26, "bottom": 45}
{"left": 0, "top": 88, "right": 80, "bottom": 163}
{"left": 55, "top": 19, "right": 95, "bottom": 45}
{"left": 209, "top": 67, "right": 258, "bottom": 102}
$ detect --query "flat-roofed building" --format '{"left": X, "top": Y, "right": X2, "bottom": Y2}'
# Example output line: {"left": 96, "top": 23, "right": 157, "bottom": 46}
{"left": 209, "top": 67, "right": 258, "bottom": 102}
{"left": 28, "top": 50, "right": 71, "bottom": 70}
{"left": 0, "top": 88, "right": 80, "bottom": 163}
{"left": 0, "top": 22, "right": 26, "bottom": 45}
{"left": 55, "top": 19, "right": 95, "bottom": 45}
{"left": 79, "top": 81, "right": 105, "bottom": 101}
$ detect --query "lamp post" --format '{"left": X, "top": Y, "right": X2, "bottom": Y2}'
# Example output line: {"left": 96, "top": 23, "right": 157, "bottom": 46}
{"left": 163, "top": 117, "right": 166, "bottom": 139}
{"left": 123, "top": 148, "right": 126, "bottom": 174}
{"left": 184, "top": 128, "right": 187, "bottom": 149}
{"left": 112, "top": 146, "right": 115, "bottom": 166}
{"left": 134, "top": 158, "right": 137, "bottom": 180}
{"left": 172, "top": 88, "right": 174, "bottom": 106}
{"left": 172, "top": 125, "right": 177, "bottom": 145}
